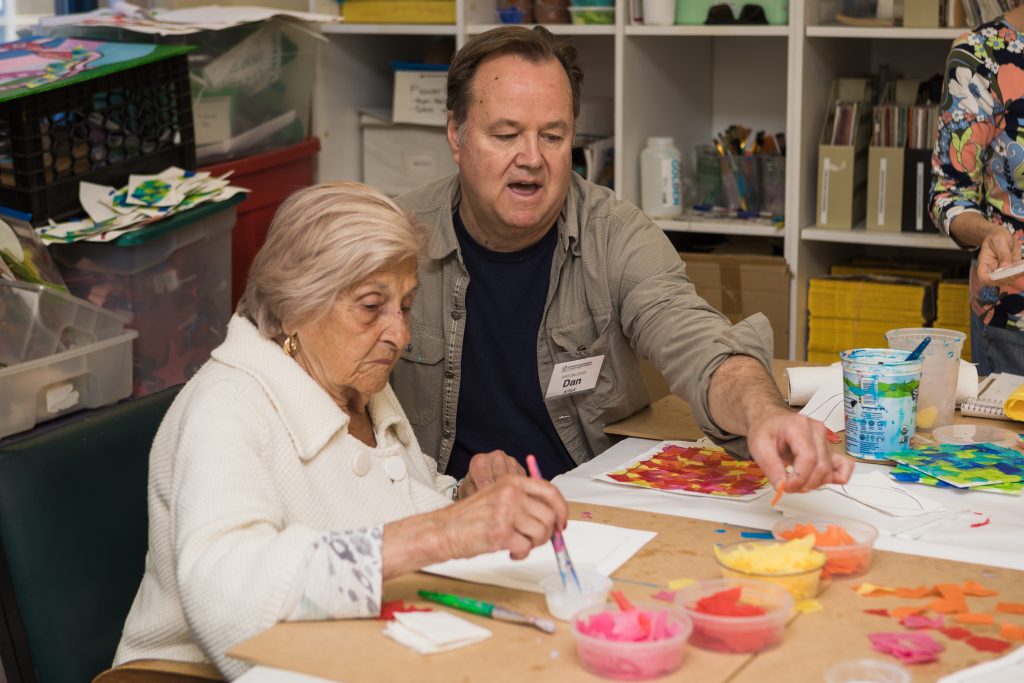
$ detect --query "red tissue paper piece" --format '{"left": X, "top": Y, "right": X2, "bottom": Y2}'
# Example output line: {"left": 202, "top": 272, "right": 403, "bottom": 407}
{"left": 695, "top": 587, "right": 767, "bottom": 617}
{"left": 939, "top": 626, "right": 972, "bottom": 641}
{"left": 970, "top": 516, "right": 991, "bottom": 528}
{"left": 825, "top": 428, "right": 842, "bottom": 444}
{"left": 652, "top": 590, "right": 677, "bottom": 603}
{"left": 379, "top": 600, "right": 431, "bottom": 620}
{"left": 868, "top": 632, "right": 944, "bottom": 664}
{"left": 581, "top": 511, "right": 593, "bottom": 520}
{"left": 901, "top": 614, "right": 944, "bottom": 630}
{"left": 965, "top": 636, "right": 1013, "bottom": 654}
{"left": 864, "top": 608, "right": 891, "bottom": 617}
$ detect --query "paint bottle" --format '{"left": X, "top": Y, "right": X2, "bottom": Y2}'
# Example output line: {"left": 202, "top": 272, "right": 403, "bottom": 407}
{"left": 640, "top": 137, "right": 682, "bottom": 219}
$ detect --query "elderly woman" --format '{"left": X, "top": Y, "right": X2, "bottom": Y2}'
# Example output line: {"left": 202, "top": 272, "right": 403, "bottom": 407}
{"left": 113, "top": 182, "right": 568, "bottom": 679}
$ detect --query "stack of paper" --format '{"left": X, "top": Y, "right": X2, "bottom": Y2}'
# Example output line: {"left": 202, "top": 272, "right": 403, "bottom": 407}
{"left": 383, "top": 611, "right": 491, "bottom": 655}
{"left": 34, "top": 168, "right": 249, "bottom": 244}
{"left": 888, "top": 445, "right": 1024, "bottom": 496}
{"left": 807, "top": 276, "right": 933, "bottom": 364}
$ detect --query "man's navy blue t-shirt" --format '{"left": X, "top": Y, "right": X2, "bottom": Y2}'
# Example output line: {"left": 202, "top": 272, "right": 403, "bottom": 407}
{"left": 445, "top": 209, "right": 576, "bottom": 480}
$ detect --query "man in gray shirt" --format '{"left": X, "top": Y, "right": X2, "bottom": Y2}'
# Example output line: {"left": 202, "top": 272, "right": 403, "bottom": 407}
{"left": 393, "top": 26, "right": 852, "bottom": 499}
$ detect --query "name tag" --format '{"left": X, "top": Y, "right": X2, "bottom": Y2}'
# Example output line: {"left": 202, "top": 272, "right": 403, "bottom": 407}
{"left": 545, "top": 355, "right": 605, "bottom": 399}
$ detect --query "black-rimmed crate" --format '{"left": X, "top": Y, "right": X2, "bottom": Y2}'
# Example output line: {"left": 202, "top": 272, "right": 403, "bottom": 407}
{"left": 0, "top": 38, "right": 196, "bottom": 224}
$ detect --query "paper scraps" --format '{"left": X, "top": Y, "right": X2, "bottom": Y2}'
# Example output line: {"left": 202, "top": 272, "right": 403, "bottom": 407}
{"left": 868, "top": 631, "right": 944, "bottom": 664}
{"left": 965, "top": 635, "right": 1013, "bottom": 654}
{"left": 378, "top": 600, "right": 431, "bottom": 620}
{"left": 598, "top": 442, "right": 769, "bottom": 500}
{"left": 997, "top": 602, "right": 1024, "bottom": 614}
{"left": 694, "top": 587, "right": 766, "bottom": 617}
{"left": 576, "top": 607, "right": 682, "bottom": 642}
{"left": 901, "top": 614, "right": 944, "bottom": 630}
{"left": 667, "top": 578, "right": 696, "bottom": 591}
{"left": 651, "top": 590, "right": 677, "bottom": 603}
{"left": 382, "top": 610, "right": 491, "bottom": 655}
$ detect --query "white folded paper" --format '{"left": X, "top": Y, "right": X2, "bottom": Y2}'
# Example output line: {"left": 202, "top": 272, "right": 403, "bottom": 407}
{"left": 383, "top": 611, "right": 492, "bottom": 655}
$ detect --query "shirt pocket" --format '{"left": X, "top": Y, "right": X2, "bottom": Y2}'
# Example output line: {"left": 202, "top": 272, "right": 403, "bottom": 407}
{"left": 548, "top": 318, "right": 625, "bottom": 410}
{"left": 396, "top": 328, "right": 445, "bottom": 427}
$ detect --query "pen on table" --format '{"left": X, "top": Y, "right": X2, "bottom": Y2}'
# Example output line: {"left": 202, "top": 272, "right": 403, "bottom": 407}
{"left": 417, "top": 590, "right": 556, "bottom": 634}
{"left": 525, "top": 454, "right": 582, "bottom": 592}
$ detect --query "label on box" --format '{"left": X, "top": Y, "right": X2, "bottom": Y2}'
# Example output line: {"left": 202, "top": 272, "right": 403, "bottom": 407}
{"left": 194, "top": 96, "right": 233, "bottom": 147}
{"left": 404, "top": 150, "right": 439, "bottom": 177}
{"left": 393, "top": 71, "right": 448, "bottom": 127}
{"left": 877, "top": 157, "right": 887, "bottom": 227}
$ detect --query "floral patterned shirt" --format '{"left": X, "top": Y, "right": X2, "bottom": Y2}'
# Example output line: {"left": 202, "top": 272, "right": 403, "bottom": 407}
{"left": 931, "top": 18, "right": 1024, "bottom": 329}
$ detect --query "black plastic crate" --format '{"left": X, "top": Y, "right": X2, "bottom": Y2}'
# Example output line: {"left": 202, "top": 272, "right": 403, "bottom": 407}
{"left": 0, "top": 49, "right": 196, "bottom": 224}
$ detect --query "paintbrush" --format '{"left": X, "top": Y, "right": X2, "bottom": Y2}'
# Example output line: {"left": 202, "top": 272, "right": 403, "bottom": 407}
{"left": 417, "top": 590, "right": 556, "bottom": 634}
{"left": 526, "top": 454, "right": 582, "bottom": 592}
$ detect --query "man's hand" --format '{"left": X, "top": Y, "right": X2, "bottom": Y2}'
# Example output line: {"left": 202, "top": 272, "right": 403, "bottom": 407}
{"left": 746, "top": 407, "right": 854, "bottom": 493}
{"left": 458, "top": 450, "right": 526, "bottom": 499}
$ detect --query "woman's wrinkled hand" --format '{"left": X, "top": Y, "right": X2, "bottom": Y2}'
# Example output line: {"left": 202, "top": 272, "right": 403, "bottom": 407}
{"left": 457, "top": 450, "right": 526, "bottom": 499}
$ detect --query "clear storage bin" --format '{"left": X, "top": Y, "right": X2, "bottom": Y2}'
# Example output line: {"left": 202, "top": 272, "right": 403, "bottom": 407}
{"left": 0, "top": 281, "right": 137, "bottom": 440}
{"left": 50, "top": 197, "right": 240, "bottom": 397}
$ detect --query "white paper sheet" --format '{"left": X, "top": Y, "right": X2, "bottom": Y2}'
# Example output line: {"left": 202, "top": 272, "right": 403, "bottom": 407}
{"left": 799, "top": 381, "right": 846, "bottom": 432}
{"left": 825, "top": 471, "right": 947, "bottom": 518}
{"left": 938, "top": 645, "right": 1024, "bottom": 683}
{"left": 235, "top": 666, "right": 337, "bottom": 683}
{"left": 422, "top": 520, "right": 655, "bottom": 593}
{"left": 383, "top": 611, "right": 492, "bottom": 655}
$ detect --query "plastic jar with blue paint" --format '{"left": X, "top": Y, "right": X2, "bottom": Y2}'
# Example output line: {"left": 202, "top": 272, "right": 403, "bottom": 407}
{"left": 839, "top": 348, "right": 922, "bottom": 461}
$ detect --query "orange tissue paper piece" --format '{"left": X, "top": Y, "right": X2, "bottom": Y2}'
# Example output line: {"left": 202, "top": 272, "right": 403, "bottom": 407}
{"left": 954, "top": 613, "right": 995, "bottom": 625}
{"left": 1000, "top": 622, "right": 1024, "bottom": 641}
{"left": 961, "top": 580, "right": 998, "bottom": 597}
{"left": 932, "top": 584, "right": 969, "bottom": 614}
{"left": 890, "top": 606, "right": 928, "bottom": 620}
{"left": 894, "top": 586, "right": 936, "bottom": 599}
{"left": 997, "top": 602, "right": 1024, "bottom": 615}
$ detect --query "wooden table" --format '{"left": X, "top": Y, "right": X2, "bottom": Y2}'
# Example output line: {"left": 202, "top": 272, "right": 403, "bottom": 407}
{"left": 229, "top": 502, "right": 1024, "bottom": 682}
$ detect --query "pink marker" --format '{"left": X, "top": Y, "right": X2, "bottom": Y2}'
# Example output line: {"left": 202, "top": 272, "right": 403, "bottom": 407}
{"left": 526, "top": 454, "right": 581, "bottom": 592}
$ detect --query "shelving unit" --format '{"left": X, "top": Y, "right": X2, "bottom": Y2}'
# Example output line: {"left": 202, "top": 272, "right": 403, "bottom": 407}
{"left": 310, "top": 0, "right": 970, "bottom": 359}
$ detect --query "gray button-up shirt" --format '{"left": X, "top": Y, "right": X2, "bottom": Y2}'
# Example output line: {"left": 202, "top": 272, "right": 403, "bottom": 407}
{"left": 392, "top": 173, "right": 774, "bottom": 472}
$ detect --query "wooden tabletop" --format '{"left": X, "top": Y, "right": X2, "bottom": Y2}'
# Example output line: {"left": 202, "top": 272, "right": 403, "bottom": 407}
{"left": 229, "top": 502, "right": 1024, "bottom": 682}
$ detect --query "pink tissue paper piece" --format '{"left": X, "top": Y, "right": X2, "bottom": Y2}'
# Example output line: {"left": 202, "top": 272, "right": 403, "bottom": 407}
{"left": 577, "top": 609, "right": 680, "bottom": 642}
{"left": 652, "top": 590, "right": 677, "bottom": 603}
{"left": 901, "top": 614, "right": 944, "bottom": 630}
{"left": 581, "top": 511, "right": 593, "bottom": 520}
{"left": 868, "top": 632, "right": 944, "bottom": 664}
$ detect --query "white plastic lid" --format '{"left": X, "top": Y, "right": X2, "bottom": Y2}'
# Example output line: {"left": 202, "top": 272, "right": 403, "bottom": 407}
{"left": 646, "top": 136, "right": 675, "bottom": 146}
{"left": 932, "top": 424, "right": 1018, "bottom": 447}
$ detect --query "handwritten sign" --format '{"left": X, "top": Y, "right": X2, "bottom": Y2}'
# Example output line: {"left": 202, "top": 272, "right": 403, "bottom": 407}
{"left": 393, "top": 70, "right": 448, "bottom": 127}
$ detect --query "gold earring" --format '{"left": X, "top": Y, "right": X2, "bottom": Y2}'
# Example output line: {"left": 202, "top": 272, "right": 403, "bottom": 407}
{"left": 283, "top": 334, "right": 299, "bottom": 357}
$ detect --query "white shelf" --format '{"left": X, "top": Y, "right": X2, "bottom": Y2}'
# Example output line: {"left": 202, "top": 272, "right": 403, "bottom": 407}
{"left": 801, "top": 227, "right": 960, "bottom": 250}
{"left": 805, "top": 25, "right": 965, "bottom": 40}
{"left": 659, "top": 218, "right": 785, "bottom": 238}
{"left": 467, "top": 23, "right": 615, "bottom": 36}
{"left": 626, "top": 25, "right": 788, "bottom": 37}
{"left": 322, "top": 23, "right": 458, "bottom": 35}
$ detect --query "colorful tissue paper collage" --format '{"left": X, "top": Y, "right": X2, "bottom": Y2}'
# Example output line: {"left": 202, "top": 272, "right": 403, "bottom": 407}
{"left": 599, "top": 442, "right": 769, "bottom": 499}
{"left": 884, "top": 444, "right": 1024, "bottom": 495}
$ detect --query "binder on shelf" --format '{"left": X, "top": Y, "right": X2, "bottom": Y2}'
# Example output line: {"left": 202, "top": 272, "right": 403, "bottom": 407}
{"left": 901, "top": 147, "right": 939, "bottom": 233}
{"left": 867, "top": 81, "right": 915, "bottom": 233}
{"left": 904, "top": 0, "right": 942, "bottom": 28}
{"left": 816, "top": 79, "right": 873, "bottom": 230}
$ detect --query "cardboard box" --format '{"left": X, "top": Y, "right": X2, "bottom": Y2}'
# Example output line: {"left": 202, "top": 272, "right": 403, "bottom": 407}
{"left": 904, "top": 0, "right": 941, "bottom": 27}
{"left": 342, "top": 0, "right": 456, "bottom": 23}
{"left": 679, "top": 252, "right": 791, "bottom": 358}
{"left": 816, "top": 79, "right": 873, "bottom": 229}
{"left": 392, "top": 67, "right": 448, "bottom": 127}
{"left": 361, "top": 110, "right": 457, "bottom": 196}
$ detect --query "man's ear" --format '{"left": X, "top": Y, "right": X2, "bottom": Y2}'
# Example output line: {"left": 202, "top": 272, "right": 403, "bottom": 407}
{"left": 447, "top": 112, "right": 461, "bottom": 164}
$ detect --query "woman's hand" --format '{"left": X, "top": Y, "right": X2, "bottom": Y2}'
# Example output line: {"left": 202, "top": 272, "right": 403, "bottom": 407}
{"left": 978, "top": 225, "right": 1021, "bottom": 284}
{"left": 382, "top": 475, "right": 568, "bottom": 579}
{"left": 457, "top": 450, "right": 525, "bottom": 499}
{"left": 441, "top": 475, "right": 568, "bottom": 560}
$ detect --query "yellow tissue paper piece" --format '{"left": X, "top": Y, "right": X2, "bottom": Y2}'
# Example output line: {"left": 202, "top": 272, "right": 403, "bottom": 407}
{"left": 795, "top": 599, "right": 823, "bottom": 613}
{"left": 714, "top": 535, "right": 825, "bottom": 573}
{"left": 854, "top": 583, "right": 895, "bottom": 596}
{"left": 1004, "top": 383, "right": 1024, "bottom": 422}
{"left": 667, "top": 578, "right": 697, "bottom": 590}
{"left": 917, "top": 405, "right": 938, "bottom": 429}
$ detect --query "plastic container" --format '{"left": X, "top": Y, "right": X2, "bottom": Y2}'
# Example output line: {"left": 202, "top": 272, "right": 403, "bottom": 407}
{"left": 535, "top": 0, "right": 571, "bottom": 23}
{"left": 0, "top": 39, "right": 195, "bottom": 224}
{"left": 676, "top": 0, "right": 789, "bottom": 25}
{"left": 642, "top": 0, "right": 675, "bottom": 25}
{"left": 839, "top": 348, "right": 922, "bottom": 461}
{"left": 772, "top": 515, "right": 878, "bottom": 577}
{"left": 0, "top": 281, "right": 137, "bottom": 440}
{"left": 885, "top": 328, "right": 965, "bottom": 430}
{"left": 838, "top": 0, "right": 878, "bottom": 18}
{"left": 499, "top": 0, "right": 535, "bottom": 22}
{"left": 572, "top": 602, "right": 691, "bottom": 680}
{"left": 714, "top": 540, "right": 826, "bottom": 601}
{"left": 640, "top": 137, "right": 682, "bottom": 218}
{"left": 675, "top": 578, "right": 793, "bottom": 653}
{"left": 932, "top": 423, "right": 1018, "bottom": 448}
{"left": 49, "top": 197, "right": 241, "bottom": 397}
{"left": 569, "top": 6, "right": 615, "bottom": 23}
{"left": 201, "top": 137, "right": 320, "bottom": 308}
{"left": 540, "top": 570, "right": 613, "bottom": 621}
{"left": 825, "top": 658, "right": 909, "bottom": 683}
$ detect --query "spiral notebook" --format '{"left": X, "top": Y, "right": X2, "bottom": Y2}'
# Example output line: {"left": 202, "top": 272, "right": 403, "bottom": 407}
{"left": 959, "top": 373, "right": 1024, "bottom": 419}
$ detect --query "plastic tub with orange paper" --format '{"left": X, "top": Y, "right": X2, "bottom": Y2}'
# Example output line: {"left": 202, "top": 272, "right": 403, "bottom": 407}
{"left": 772, "top": 515, "right": 878, "bottom": 577}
